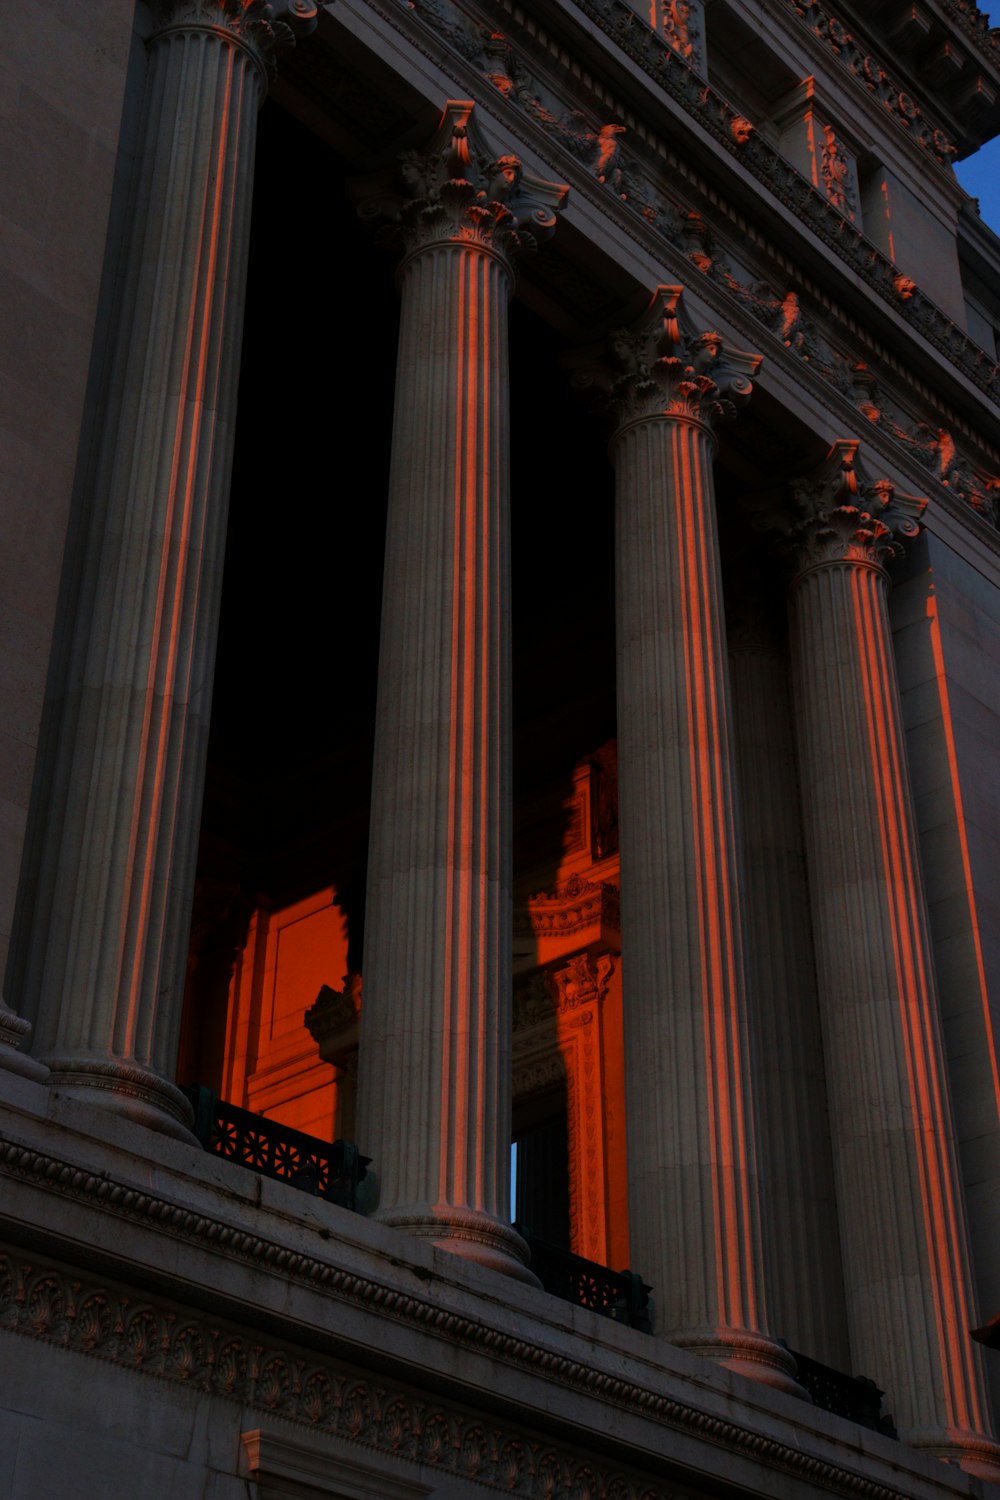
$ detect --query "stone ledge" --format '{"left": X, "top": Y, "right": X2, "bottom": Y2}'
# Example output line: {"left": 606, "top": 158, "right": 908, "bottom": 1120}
{"left": 0, "top": 1081, "right": 987, "bottom": 1500}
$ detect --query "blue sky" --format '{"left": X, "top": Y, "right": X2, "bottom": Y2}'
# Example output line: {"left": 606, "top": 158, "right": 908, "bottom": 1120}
{"left": 952, "top": 7, "right": 1000, "bottom": 234}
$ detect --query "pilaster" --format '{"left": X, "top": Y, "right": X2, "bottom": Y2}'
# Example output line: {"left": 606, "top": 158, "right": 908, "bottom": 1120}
{"left": 775, "top": 441, "right": 1000, "bottom": 1476}
{"left": 354, "top": 103, "right": 566, "bottom": 1280}
{"left": 600, "top": 286, "right": 797, "bottom": 1390}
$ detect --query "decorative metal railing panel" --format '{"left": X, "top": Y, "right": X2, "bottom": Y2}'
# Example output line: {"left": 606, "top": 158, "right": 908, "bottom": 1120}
{"left": 515, "top": 1225, "right": 653, "bottom": 1332}
{"left": 181, "top": 1085, "right": 369, "bottom": 1211}
{"left": 787, "top": 1348, "right": 897, "bottom": 1436}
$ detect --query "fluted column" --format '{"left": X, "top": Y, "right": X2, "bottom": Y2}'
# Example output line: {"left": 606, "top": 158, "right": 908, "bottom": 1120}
{"left": 728, "top": 611, "right": 849, "bottom": 1369}
{"left": 777, "top": 442, "right": 1000, "bottom": 1476}
{"left": 354, "top": 104, "right": 566, "bottom": 1279}
{"left": 603, "top": 286, "right": 797, "bottom": 1389}
{"left": 10, "top": 0, "right": 316, "bottom": 1135}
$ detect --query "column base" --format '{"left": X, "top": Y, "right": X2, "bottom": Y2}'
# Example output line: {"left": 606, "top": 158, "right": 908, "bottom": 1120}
{"left": 0, "top": 1004, "right": 49, "bottom": 1082}
{"left": 671, "top": 1328, "right": 805, "bottom": 1397}
{"left": 908, "top": 1428, "right": 1000, "bottom": 1482}
{"left": 379, "top": 1206, "right": 540, "bottom": 1286}
{"left": 44, "top": 1056, "right": 195, "bottom": 1142}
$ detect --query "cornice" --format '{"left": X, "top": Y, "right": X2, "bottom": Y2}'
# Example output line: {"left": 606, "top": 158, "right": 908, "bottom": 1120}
{"left": 533, "top": 0, "right": 1000, "bottom": 402}
{"left": 344, "top": 0, "right": 1000, "bottom": 551}
{"left": 0, "top": 1246, "right": 664, "bottom": 1500}
{"left": 778, "top": 0, "right": 958, "bottom": 166}
{"left": 941, "top": 1, "right": 1000, "bottom": 67}
{"left": 0, "top": 1139, "right": 951, "bottom": 1500}
{"left": 513, "top": 876, "right": 620, "bottom": 940}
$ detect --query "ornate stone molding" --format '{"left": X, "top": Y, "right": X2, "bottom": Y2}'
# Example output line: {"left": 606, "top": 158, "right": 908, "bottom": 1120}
{"left": 514, "top": 876, "right": 620, "bottom": 944}
{"left": 0, "top": 1249, "right": 652, "bottom": 1500}
{"left": 44, "top": 1057, "right": 194, "bottom": 1138}
{"left": 943, "top": 0, "right": 1000, "bottom": 59}
{"left": 0, "top": 1194, "right": 923, "bottom": 1500}
{"left": 0, "top": 1149, "right": 946, "bottom": 1500}
{"left": 152, "top": 0, "right": 319, "bottom": 79}
{"left": 403, "top": 0, "right": 1000, "bottom": 418}
{"left": 0, "top": 1001, "right": 47, "bottom": 1081}
{"left": 787, "top": 0, "right": 957, "bottom": 163}
{"left": 575, "top": 285, "right": 760, "bottom": 438}
{"left": 512, "top": 951, "right": 618, "bottom": 1029}
{"left": 658, "top": 0, "right": 705, "bottom": 73}
{"left": 383, "top": 0, "right": 999, "bottom": 534}
{"left": 353, "top": 100, "right": 566, "bottom": 267}
{"left": 765, "top": 440, "right": 927, "bottom": 574}
{"left": 305, "top": 974, "right": 362, "bottom": 1062}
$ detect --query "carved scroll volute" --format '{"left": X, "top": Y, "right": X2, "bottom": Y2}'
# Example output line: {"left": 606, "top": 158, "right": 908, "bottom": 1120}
{"left": 353, "top": 101, "right": 568, "bottom": 272}
{"left": 769, "top": 440, "right": 927, "bottom": 578}
{"left": 576, "top": 285, "right": 761, "bottom": 441}
{"left": 152, "top": 0, "right": 319, "bottom": 81}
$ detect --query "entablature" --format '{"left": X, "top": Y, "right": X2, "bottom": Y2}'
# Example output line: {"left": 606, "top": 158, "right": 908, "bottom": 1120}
{"left": 314, "top": 0, "right": 999, "bottom": 545}
{"left": 837, "top": 0, "right": 1000, "bottom": 155}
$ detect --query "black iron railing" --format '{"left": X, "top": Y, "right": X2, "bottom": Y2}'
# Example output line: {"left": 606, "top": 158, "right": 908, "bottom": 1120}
{"left": 181, "top": 1085, "right": 370, "bottom": 1212}
{"left": 516, "top": 1225, "right": 653, "bottom": 1332}
{"left": 786, "top": 1347, "right": 897, "bottom": 1436}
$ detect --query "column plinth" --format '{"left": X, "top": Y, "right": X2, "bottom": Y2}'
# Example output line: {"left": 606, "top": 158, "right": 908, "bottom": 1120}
{"left": 775, "top": 441, "right": 1000, "bottom": 1474}
{"left": 8, "top": 0, "right": 315, "bottom": 1135}
{"left": 597, "top": 287, "right": 798, "bottom": 1391}
{"left": 354, "top": 104, "right": 566, "bottom": 1281}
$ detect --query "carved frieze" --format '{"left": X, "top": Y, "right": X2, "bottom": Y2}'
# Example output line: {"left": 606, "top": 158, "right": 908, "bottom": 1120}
{"left": 788, "top": 0, "right": 957, "bottom": 163}
{"left": 395, "top": 0, "right": 999, "bottom": 531}
{"left": 654, "top": 0, "right": 705, "bottom": 74}
{"left": 818, "top": 124, "right": 857, "bottom": 219}
{"left": 420, "top": 0, "right": 998, "bottom": 421}
{"left": 0, "top": 1249, "right": 663, "bottom": 1500}
{"left": 0, "top": 1143, "right": 941, "bottom": 1500}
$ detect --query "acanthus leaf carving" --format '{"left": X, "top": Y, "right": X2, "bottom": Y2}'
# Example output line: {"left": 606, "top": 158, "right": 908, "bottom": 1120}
{"left": 353, "top": 101, "right": 567, "bottom": 265}
{"left": 586, "top": 285, "right": 761, "bottom": 434}
{"left": 152, "top": 0, "right": 317, "bottom": 74}
{"left": 763, "top": 440, "right": 927, "bottom": 572}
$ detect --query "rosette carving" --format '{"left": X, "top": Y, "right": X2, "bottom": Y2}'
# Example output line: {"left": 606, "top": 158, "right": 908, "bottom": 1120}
{"left": 767, "top": 440, "right": 927, "bottom": 573}
{"left": 578, "top": 285, "right": 761, "bottom": 436}
{"left": 152, "top": 0, "right": 318, "bottom": 76}
{"left": 353, "top": 101, "right": 567, "bottom": 265}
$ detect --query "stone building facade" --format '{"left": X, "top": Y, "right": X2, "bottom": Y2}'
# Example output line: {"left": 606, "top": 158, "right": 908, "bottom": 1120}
{"left": 3, "top": 0, "right": 1000, "bottom": 1495}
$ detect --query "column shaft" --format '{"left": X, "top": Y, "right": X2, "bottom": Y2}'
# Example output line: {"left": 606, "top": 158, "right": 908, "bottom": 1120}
{"left": 729, "top": 629, "right": 849, "bottom": 1369}
{"left": 359, "top": 240, "right": 520, "bottom": 1267}
{"left": 790, "top": 535, "right": 999, "bottom": 1470}
{"left": 353, "top": 103, "right": 563, "bottom": 1280}
{"left": 614, "top": 394, "right": 793, "bottom": 1387}
{"left": 15, "top": 18, "right": 265, "bottom": 1135}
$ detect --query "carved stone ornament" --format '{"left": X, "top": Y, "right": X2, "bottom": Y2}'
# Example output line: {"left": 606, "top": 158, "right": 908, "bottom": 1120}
{"left": 305, "top": 973, "right": 362, "bottom": 1063}
{"left": 658, "top": 0, "right": 704, "bottom": 71}
{"left": 353, "top": 101, "right": 568, "bottom": 267}
{"left": 151, "top": 0, "right": 319, "bottom": 77}
{"left": 789, "top": 0, "right": 957, "bottom": 163}
{"left": 575, "top": 285, "right": 761, "bottom": 437}
{"left": 765, "top": 440, "right": 927, "bottom": 574}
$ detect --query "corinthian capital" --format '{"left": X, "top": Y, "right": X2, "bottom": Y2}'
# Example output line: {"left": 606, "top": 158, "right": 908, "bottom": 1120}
{"left": 769, "top": 441, "right": 926, "bottom": 574}
{"left": 578, "top": 286, "right": 761, "bottom": 437}
{"left": 352, "top": 101, "right": 568, "bottom": 265}
{"left": 152, "top": 0, "right": 318, "bottom": 76}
